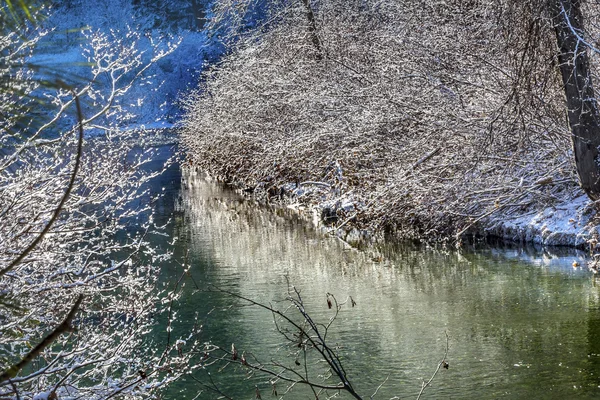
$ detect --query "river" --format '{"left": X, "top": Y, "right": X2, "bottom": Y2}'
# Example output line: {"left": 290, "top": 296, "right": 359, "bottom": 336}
{"left": 150, "top": 153, "right": 600, "bottom": 399}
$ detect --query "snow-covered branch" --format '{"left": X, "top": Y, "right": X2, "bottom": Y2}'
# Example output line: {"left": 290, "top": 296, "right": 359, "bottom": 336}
{"left": 0, "top": 2, "right": 189, "bottom": 399}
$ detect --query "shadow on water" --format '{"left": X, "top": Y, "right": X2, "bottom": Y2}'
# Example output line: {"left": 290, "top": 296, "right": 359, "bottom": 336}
{"left": 148, "top": 165, "right": 600, "bottom": 399}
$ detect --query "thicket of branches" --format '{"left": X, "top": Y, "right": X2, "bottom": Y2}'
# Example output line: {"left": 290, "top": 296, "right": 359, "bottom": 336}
{"left": 0, "top": 3, "right": 196, "bottom": 398}
{"left": 185, "top": 283, "right": 449, "bottom": 399}
{"left": 182, "top": 0, "right": 588, "bottom": 240}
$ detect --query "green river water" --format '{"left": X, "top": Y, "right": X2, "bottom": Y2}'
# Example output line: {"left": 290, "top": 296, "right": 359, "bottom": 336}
{"left": 153, "top": 159, "right": 600, "bottom": 399}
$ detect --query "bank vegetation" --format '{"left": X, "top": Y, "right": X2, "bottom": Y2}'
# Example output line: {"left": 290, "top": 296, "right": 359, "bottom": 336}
{"left": 182, "top": 0, "right": 600, "bottom": 244}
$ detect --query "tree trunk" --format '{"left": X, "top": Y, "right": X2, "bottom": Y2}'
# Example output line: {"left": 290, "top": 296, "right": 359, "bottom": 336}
{"left": 551, "top": 0, "right": 600, "bottom": 200}
{"left": 301, "top": 0, "right": 323, "bottom": 59}
{"left": 191, "top": 0, "right": 204, "bottom": 31}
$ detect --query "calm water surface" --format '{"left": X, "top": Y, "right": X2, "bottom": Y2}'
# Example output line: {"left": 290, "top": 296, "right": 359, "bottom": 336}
{"left": 155, "top": 165, "right": 600, "bottom": 399}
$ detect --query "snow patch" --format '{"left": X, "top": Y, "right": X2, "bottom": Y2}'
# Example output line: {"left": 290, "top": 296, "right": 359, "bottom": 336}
{"left": 487, "top": 194, "right": 599, "bottom": 247}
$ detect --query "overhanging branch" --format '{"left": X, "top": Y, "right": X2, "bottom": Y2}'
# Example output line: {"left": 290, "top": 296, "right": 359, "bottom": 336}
{"left": 0, "top": 93, "right": 85, "bottom": 277}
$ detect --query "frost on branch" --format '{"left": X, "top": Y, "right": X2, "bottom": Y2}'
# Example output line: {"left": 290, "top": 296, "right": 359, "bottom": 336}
{"left": 0, "top": 5, "right": 193, "bottom": 399}
{"left": 183, "top": 0, "right": 591, "bottom": 241}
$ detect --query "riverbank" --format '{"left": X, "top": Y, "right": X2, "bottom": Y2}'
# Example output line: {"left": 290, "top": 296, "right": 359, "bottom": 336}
{"left": 181, "top": 1, "right": 600, "bottom": 253}
{"left": 189, "top": 167, "right": 598, "bottom": 252}
{"left": 485, "top": 195, "right": 599, "bottom": 248}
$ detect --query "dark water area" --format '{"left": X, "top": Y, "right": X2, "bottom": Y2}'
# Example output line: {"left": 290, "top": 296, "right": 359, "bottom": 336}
{"left": 146, "top": 156, "right": 600, "bottom": 399}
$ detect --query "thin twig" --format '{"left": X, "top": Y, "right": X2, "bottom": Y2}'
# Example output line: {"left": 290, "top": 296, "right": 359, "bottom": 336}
{"left": 416, "top": 331, "right": 449, "bottom": 400}
{"left": 0, "top": 93, "right": 85, "bottom": 277}
{"left": 370, "top": 373, "right": 390, "bottom": 399}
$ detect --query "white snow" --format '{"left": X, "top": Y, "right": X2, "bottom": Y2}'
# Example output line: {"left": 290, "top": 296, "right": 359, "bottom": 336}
{"left": 487, "top": 194, "right": 598, "bottom": 248}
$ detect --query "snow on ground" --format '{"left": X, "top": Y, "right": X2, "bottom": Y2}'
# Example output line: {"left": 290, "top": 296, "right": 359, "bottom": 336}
{"left": 487, "top": 194, "right": 599, "bottom": 248}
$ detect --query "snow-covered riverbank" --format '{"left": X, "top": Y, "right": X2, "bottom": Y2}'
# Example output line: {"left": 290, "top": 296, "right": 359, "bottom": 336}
{"left": 486, "top": 195, "right": 598, "bottom": 249}
{"left": 226, "top": 174, "right": 599, "bottom": 251}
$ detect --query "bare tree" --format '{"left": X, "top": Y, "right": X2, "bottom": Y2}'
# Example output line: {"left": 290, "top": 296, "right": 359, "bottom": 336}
{"left": 183, "top": 0, "right": 600, "bottom": 242}
{"left": 0, "top": 3, "right": 195, "bottom": 398}
{"left": 550, "top": 0, "right": 600, "bottom": 200}
{"left": 201, "top": 286, "right": 363, "bottom": 399}
{"left": 192, "top": 284, "right": 448, "bottom": 399}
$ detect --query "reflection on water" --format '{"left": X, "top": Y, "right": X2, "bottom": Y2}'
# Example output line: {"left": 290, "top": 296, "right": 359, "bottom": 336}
{"left": 161, "top": 168, "right": 600, "bottom": 399}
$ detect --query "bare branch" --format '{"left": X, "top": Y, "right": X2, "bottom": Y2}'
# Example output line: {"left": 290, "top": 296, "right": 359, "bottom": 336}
{"left": 0, "top": 295, "right": 83, "bottom": 383}
{"left": 0, "top": 93, "right": 85, "bottom": 278}
{"left": 416, "top": 331, "right": 450, "bottom": 400}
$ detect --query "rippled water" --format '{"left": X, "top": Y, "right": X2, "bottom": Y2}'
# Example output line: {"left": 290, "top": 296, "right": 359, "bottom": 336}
{"left": 154, "top": 163, "right": 600, "bottom": 399}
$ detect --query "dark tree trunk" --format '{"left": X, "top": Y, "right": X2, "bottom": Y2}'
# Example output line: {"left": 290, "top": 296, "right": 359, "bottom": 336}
{"left": 301, "top": 0, "right": 323, "bottom": 59}
{"left": 191, "top": 0, "right": 204, "bottom": 30}
{"left": 551, "top": 0, "right": 600, "bottom": 200}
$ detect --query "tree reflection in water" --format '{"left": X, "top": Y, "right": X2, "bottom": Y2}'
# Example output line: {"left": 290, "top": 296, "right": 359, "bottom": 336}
{"left": 158, "top": 168, "right": 600, "bottom": 399}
